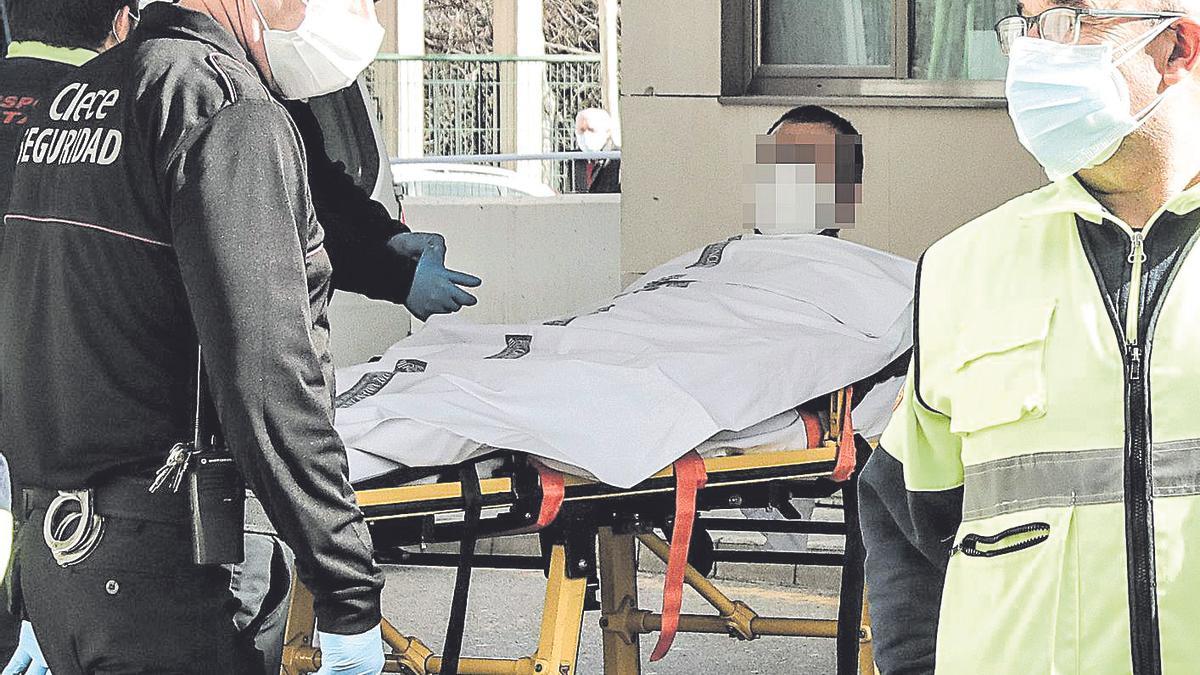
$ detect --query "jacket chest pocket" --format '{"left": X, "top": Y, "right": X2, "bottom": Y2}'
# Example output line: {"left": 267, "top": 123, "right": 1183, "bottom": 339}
{"left": 948, "top": 300, "right": 1056, "bottom": 435}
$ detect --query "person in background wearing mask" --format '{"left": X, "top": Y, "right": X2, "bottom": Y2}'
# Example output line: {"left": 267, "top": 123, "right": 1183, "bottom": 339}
{"left": 0, "top": 0, "right": 137, "bottom": 212}
{"left": 573, "top": 107, "right": 620, "bottom": 193}
{"left": 0, "top": 0, "right": 392, "bottom": 672}
{"left": 860, "top": 2, "right": 1200, "bottom": 673}
{"left": 0, "top": 0, "right": 138, "bottom": 670}
{"left": 747, "top": 105, "right": 863, "bottom": 239}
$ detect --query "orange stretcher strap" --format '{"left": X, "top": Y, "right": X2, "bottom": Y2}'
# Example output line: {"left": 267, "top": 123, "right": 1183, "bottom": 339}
{"left": 531, "top": 461, "right": 565, "bottom": 528}
{"left": 502, "top": 459, "right": 565, "bottom": 535}
{"left": 831, "top": 385, "right": 856, "bottom": 482}
{"left": 649, "top": 451, "right": 708, "bottom": 662}
{"left": 800, "top": 409, "right": 822, "bottom": 449}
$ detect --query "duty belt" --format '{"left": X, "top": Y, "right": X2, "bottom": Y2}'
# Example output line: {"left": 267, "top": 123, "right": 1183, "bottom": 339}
{"left": 23, "top": 480, "right": 189, "bottom": 567}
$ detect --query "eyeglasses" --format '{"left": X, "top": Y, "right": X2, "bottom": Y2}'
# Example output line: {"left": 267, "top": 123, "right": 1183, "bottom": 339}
{"left": 995, "top": 7, "right": 1184, "bottom": 56}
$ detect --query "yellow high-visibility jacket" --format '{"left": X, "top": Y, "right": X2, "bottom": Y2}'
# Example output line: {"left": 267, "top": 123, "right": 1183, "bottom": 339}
{"left": 861, "top": 176, "right": 1200, "bottom": 675}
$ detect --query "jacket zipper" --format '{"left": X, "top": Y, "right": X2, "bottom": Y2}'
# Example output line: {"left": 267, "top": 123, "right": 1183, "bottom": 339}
{"left": 1127, "top": 231, "right": 1145, "bottom": 386}
{"left": 1079, "top": 222, "right": 1160, "bottom": 673}
{"left": 1079, "top": 208, "right": 1200, "bottom": 674}
{"left": 1122, "top": 227, "right": 1160, "bottom": 675}
{"left": 1126, "top": 231, "right": 1145, "bottom": 346}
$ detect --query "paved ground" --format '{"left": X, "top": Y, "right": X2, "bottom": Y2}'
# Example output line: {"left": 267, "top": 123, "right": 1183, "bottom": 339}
{"left": 381, "top": 565, "right": 841, "bottom": 674}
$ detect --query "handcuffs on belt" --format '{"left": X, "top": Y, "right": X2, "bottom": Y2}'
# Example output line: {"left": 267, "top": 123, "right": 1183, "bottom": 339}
{"left": 41, "top": 441, "right": 202, "bottom": 568}
{"left": 42, "top": 489, "right": 105, "bottom": 568}
{"left": 40, "top": 349, "right": 244, "bottom": 568}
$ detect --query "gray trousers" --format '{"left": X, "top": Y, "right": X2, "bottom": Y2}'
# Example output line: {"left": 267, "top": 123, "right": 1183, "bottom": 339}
{"left": 228, "top": 500, "right": 295, "bottom": 675}
{"left": 742, "top": 498, "right": 819, "bottom": 551}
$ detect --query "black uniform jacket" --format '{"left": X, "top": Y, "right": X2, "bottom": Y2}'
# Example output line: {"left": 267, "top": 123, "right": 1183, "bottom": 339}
{"left": 0, "top": 54, "right": 80, "bottom": 215}
{"left": 287, "top": 94, "right": 418, "bottom": 304}
{"left": 0, "top": 4, "right": 382, "bottom": 633}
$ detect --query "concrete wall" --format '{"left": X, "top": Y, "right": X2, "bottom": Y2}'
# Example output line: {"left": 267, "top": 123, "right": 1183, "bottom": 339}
{"left": 327, "top": 195, "right": 622, "bottom": 367}
{"left": 328, "top": 292, "right": 412, "bottom": 369}
{"left": 619, "top": 0, "right": 1049, "bottom": 276}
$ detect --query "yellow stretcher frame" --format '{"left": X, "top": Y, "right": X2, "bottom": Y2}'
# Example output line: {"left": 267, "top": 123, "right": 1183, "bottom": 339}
{"left": 281, "top": 393, "right": 876, "bottom": 675}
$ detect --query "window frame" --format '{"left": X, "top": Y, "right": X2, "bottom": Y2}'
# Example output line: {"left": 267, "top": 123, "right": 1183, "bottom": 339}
{"left": 721, "top": 0, "right": 1007, "bottom": 107}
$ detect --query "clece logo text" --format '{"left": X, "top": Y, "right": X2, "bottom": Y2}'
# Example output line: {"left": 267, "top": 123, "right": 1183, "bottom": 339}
{"left": 17, "top": 82, "right": 124, "bottom": 166}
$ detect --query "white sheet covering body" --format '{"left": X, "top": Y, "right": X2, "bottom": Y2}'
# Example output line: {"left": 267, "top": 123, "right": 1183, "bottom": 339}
{"left": 335, "top": 235, "right": 916, "bottom": 488}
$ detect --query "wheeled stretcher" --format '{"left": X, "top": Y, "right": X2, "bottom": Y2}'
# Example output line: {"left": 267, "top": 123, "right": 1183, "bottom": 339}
{"left": 281, "top": 235, "right": 914, "bottom": 673}
{"left": 280, "top": 387, "right": 878, "bottom": 675}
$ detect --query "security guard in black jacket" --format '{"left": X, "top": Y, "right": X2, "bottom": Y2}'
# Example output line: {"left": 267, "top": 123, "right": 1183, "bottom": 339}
{"left": 0, "top": 1, "right": 393, "bottom": 672}
{"left": 0, "top": 0, "right": 138, "bottom": 667}
{"left": 0, "top": 2, "right": 481, "bottom": 672}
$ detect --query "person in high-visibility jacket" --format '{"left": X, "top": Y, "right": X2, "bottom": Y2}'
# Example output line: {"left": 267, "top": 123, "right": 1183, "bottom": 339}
{"left": 860, "top": 2, "right": 1200, "bottom": 674}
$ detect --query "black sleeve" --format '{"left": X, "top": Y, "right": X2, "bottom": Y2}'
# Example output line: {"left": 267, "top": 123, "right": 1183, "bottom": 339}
{"left": 286, "top": 100, "right": 418, "bottom": 305}
{"left": 859, "top": 447, "right": 962, "bottom": 675}
{"left": 167, "top": 101, "right": 383, "bottom": 634}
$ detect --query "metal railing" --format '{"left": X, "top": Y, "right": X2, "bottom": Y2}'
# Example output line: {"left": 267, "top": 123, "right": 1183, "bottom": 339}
{"left": 375, "top": 54, "right": 604, "bottom": 63}
{"left": 392, "top": 151, "right": 620, "bottom": 164}
{"left": 365, "top": 53, "right": 605, "bottom": 194}
{"left": 390, "top": 151, "right": 620, "bottom": 199}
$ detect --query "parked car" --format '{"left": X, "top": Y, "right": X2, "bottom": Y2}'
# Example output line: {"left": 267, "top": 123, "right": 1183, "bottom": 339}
{"left": 392, "top": 163, "right": 557, "bottom": 198}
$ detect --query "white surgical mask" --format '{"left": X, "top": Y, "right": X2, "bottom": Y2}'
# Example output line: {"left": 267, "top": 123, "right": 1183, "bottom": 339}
{"left": 1005, "top": 21, "right": 1176, "bottom": 182}
{"left": 751, "top": 164, "right": 841, "bottom": 235}
{"left": 576, "top": 130, "right": 608, "bottom": 153}
{"left": 250, "top": 0, "right": 385, "bottom": 100}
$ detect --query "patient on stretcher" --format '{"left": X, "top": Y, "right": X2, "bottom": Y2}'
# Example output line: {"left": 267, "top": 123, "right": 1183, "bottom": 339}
{"left": 334, "top": 233, "right": 915, "bottom": 489}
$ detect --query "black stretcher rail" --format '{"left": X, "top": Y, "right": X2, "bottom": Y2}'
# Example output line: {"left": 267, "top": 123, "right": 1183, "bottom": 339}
{"left": 700, "top": 517, "right": 848, "bottom": 536}
{"left": 711, "top": 550, "right": 846, "bottom": 567}
{"left": 376, "top": 550, "right": 547, "bottom": 571}
{"left": 357, "top": 459, "right": 840, "bottom": 523}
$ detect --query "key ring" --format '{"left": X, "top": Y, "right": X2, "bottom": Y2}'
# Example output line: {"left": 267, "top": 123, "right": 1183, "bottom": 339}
{"left": 43, "top": 489, "right": 105, "bottom": 568}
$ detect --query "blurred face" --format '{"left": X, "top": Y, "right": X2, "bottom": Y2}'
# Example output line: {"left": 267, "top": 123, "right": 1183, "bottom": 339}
{"left": 743, "top": 121, "right": 863, "bottom": 234}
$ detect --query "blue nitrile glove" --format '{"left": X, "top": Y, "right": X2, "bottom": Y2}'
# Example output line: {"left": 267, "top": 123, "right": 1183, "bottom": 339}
{"left": 2, "top": 621, "right": 50, "bottom": 675}
{"left": 315, "top": 625, "right": 384, "bottom": 675}
{"left": 389, "top": 232, "right": 482, "bottom": 321}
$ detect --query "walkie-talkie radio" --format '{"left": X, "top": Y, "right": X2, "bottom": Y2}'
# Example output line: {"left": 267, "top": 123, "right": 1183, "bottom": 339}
{"left": 151, "top": 346, "right": 245, "bottom": 565}
{"left": 188, "top": 446, "right": 244, "bottom": 565}
{"left": 187, "top": 349, "right": 245, "bottom": 565}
